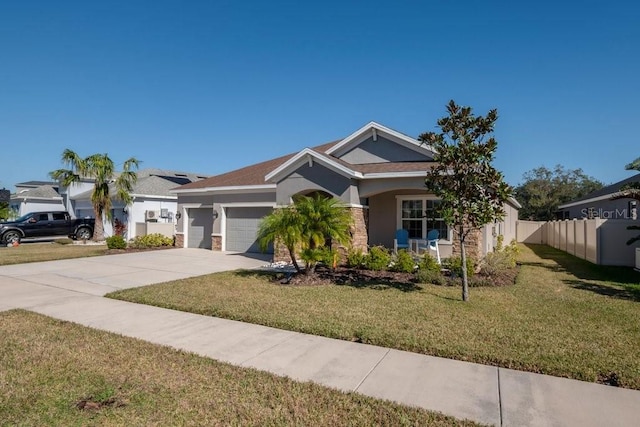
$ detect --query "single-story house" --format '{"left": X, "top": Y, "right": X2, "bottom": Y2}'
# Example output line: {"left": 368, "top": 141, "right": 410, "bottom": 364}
{"left": 556, "top": 173, "right": 640, "bottom": 220}
{"left": 69, "top": 169, "right": 209, "bottom": 240}
{"left": 10, "top": 181, "right": 65, "bottom": 215}
{"left": 172, "top": 122, "right": 520, "bottom": 260}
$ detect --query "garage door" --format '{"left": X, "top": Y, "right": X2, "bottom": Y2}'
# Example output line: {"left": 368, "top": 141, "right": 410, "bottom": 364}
{"left": 188, "top": 208, "right": 213, "bottom": 249}
{"left": 226, "top": 207, "right": 273, "bottom": 253}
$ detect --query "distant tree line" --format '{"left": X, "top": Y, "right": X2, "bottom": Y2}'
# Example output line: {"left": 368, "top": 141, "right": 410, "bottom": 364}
{"left": 514, "top": 165, "right": 603, "bottom": 221}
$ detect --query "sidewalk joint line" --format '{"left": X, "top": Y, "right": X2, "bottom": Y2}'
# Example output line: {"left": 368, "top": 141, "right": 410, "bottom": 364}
{"left": 238, "top": 333, "right": 299, "bottom": 365}
{"left": 353, "top": 348, "right": 390, "bottom": 392}
{"left": 498, "top": 367, "right": 504, "bottom": 427}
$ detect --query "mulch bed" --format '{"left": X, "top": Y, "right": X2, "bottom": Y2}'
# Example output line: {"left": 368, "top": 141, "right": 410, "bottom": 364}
{"left": 276, "top": 265, "right": 519, "bottom": 289}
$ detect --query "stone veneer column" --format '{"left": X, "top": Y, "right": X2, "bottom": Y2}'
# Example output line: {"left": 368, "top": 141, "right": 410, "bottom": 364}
{"left": 212, "top": 235, "right": 222, "bottom": 251}
{"left": 451, "top": 228, "right": 483, "bottom": 261}
{"left": 273, "top": 241, "right": 290, "bottom": 263}
{"left": 175, "top": 232, "right": 184, "bottom": 248}
{"left": 348, "top": 206, "right": 369, "bottom": 253}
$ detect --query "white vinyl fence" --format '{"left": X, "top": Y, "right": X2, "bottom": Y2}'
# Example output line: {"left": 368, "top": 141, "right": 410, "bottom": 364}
{"left": 517, "top": 219, "right": 640, "bottom": 267}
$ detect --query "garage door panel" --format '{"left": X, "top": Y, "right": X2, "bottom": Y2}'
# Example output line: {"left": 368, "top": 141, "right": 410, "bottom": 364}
{"left": 188, "top": 208, "right": 213, "bottom": 249}
{"left": 226, "top": 207, "right": 272, "bottom": 253}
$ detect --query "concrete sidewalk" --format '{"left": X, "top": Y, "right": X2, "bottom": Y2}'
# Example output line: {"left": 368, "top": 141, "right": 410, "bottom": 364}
{"left": 1, "top": 249, "right": 639, "bottom": 426}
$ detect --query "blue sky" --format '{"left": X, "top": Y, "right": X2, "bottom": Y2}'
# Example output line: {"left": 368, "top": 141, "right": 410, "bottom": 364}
{"left": 1, "top": 1, "right": 639, "bottom": 192}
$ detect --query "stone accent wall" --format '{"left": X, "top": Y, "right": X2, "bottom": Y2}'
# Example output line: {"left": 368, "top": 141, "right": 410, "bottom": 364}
{"left": 212, "top": 235, "right": 222, "bottom": 251}
{"left": 451, "top": 228, "right": 483, "bottom": 261}
{"left": 273, "top": 241, "right": 290, "bottom": 263}
{"left": 348, "top": 206, "right": 369, "bottom": 253}
{"left": 175, "top": 233, "right": 184, "bottom": 248}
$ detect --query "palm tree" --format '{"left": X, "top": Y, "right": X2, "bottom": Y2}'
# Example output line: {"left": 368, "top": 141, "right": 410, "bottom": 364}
{"left": 258, "top": 194, "right": 353, "bottom": 275}
{"left": 50, "top": 149, "right": 140, "bottom": 241}
{"left": 294, "top": 194, "right": 353, "bottom": 274}
{"left": 257, "top": 207, "right": 304, "bottom": 273}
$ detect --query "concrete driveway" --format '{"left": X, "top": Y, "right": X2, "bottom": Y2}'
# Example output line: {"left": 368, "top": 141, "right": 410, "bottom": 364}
{"left": 0, "top": 248, "right": 269, "bottom": 302}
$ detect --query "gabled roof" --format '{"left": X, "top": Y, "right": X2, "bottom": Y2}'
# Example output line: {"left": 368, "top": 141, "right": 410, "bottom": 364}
{"left": 173, "top": 122, "right": 435, "bottom": 193}
{"left": 558, "top": 173, "right": 640, "bottom": 209}
{"left": 12, "top": 185, "right": 62, "bottom": 200}
{"left": 326, "top": 121, "right": 436, "bottom": 158}
{"left": 70, "top": 168, "right": 209, "bottom": 200}
{"left": 131, "top": 176, "right": 184, "bottom": 198}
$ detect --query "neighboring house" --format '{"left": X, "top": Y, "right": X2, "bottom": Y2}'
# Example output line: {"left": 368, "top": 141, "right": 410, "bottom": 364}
{"left": 69, "top": 169, "right": 209, "bottom": 240}
{"left": 556, "top": 173, "right": 640, "bottom": 220}
{"left": 172, "top": 122, "right": 520, "bottom": 259}
{"left": 10, "top": 181, "right": 65, "bottom": 215}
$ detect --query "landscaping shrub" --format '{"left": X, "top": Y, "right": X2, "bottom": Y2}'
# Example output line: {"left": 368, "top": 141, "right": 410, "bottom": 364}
{"left": 129, "top": 233, "right": 173, "bottom": 249}
{"left": 346, "top": 248, "right": 366, "bottom": 269}
{"left": 106, "top": 235, "right": 127, "bottom": 250}
{"left": 503, "top": 239, "right": 520, "bottom": 265}
{"left": 415, "top": 268, "right": 446, "bottom": 286}
{"left": 113, "top": 218, "right": 127, "bottom": 237}
{"left": 480, "top": 251, "right": 512, "bottom": 276}
{"left": 392, "top": 249, "right": 415, "bottom": 273}
{"left": 364, "top": 246, "right": 391, "bottom": 271}
{"left": 416, "top": 253, "right": 445, "bottom": 285}
{"left": 480, "top": 238, "right": 520, "bottom": 276}
{"left": 444, "top": 256, "right": 475, "bottom": 278}
{"left": 418, "top": 253, "right": 441, "bottom": 273}
{"left": 317, "top": 247, "right": 338, "bottom": 270}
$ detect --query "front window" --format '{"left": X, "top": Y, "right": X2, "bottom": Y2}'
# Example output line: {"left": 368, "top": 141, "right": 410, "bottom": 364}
{"left": 399, "top": 197, "right": 450, "bottom": 241}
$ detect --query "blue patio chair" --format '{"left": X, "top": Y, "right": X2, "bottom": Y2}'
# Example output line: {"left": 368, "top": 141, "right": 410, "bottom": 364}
{"left": 393, "top": 229, "right": 411, "bottom": 254}
{"left": 417, "top": 229, "right": 441, "bottom": 264}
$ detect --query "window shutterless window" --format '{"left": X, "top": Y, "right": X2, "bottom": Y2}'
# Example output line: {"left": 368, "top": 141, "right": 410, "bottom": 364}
{"left": 398, "top": 196, "right": 450, "bottom": 241}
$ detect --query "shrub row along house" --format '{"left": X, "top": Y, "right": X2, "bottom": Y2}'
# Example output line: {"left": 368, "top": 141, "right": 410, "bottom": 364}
{"left": 171, "top": 122, "right": 520, "bottom": 260}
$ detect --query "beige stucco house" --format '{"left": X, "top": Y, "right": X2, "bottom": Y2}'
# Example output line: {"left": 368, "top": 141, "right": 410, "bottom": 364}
{"left": 172, "top": 122, "right": 520, "bottom": 260}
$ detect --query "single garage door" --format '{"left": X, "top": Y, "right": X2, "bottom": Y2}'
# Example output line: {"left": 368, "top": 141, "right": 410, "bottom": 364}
{"left": 188, "top": 208, "right": 213, "bottom": 249}
{"left": 226, "top": 207, "right": 273, "bottom": 253}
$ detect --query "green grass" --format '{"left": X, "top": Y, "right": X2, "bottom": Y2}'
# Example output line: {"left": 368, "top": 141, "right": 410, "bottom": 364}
{"left": 0, "top": 242, "right": 107, "bottom": 265}
{"left": 0, "top": 310, "right": 474, "bottom": 426}
{"left": 108, "top": 244, "right": 640, "bottom": 389}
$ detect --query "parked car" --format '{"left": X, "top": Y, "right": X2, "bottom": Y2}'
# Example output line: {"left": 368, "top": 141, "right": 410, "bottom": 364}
{"left": 0, "top": 211, "right": 95, "bottom": 244}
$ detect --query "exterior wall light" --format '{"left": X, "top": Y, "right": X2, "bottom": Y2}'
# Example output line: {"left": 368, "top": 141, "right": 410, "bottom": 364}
{"left": 213, "top": 209, "right": 219, "bottom": 220}
{"left": 175, "top": 212, "right": 182, "bottom": 220}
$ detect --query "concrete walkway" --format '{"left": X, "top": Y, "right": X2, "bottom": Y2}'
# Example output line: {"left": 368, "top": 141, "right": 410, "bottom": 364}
{"left": 1, "top": 248, "right": 639, "bottom": 426}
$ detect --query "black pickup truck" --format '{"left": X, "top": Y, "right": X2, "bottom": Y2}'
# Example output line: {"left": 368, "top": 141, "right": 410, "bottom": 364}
{"left": 0, "top": 211, "right": 95, "bottom": 244}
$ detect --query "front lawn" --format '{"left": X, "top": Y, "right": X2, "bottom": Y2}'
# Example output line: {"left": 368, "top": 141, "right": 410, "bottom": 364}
{"left": 0, "top": 310, "right": 473, "bottom": 426}
{"left": 108, "top": 244, "right": 640, "bottom": 389}
{"left": 0, "top": 242, "right": 107, "bottom": 266}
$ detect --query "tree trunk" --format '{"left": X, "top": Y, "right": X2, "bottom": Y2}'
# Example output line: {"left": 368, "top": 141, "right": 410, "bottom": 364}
{"left": 93, "top": 207, "right": 104, "bottom": 241}
{"left": 461, "top": 237, "right": 469, "bottom": 302}
{"left": 287, "top": 246, "right": 302, "bottom": 274}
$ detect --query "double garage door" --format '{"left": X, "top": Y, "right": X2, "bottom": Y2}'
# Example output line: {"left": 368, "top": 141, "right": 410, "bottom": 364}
{"left": 187, "top": 207, "right": 272, "bottom": 253}
{"left": 225, "top": 207, "right": 273, "bottom": 253}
